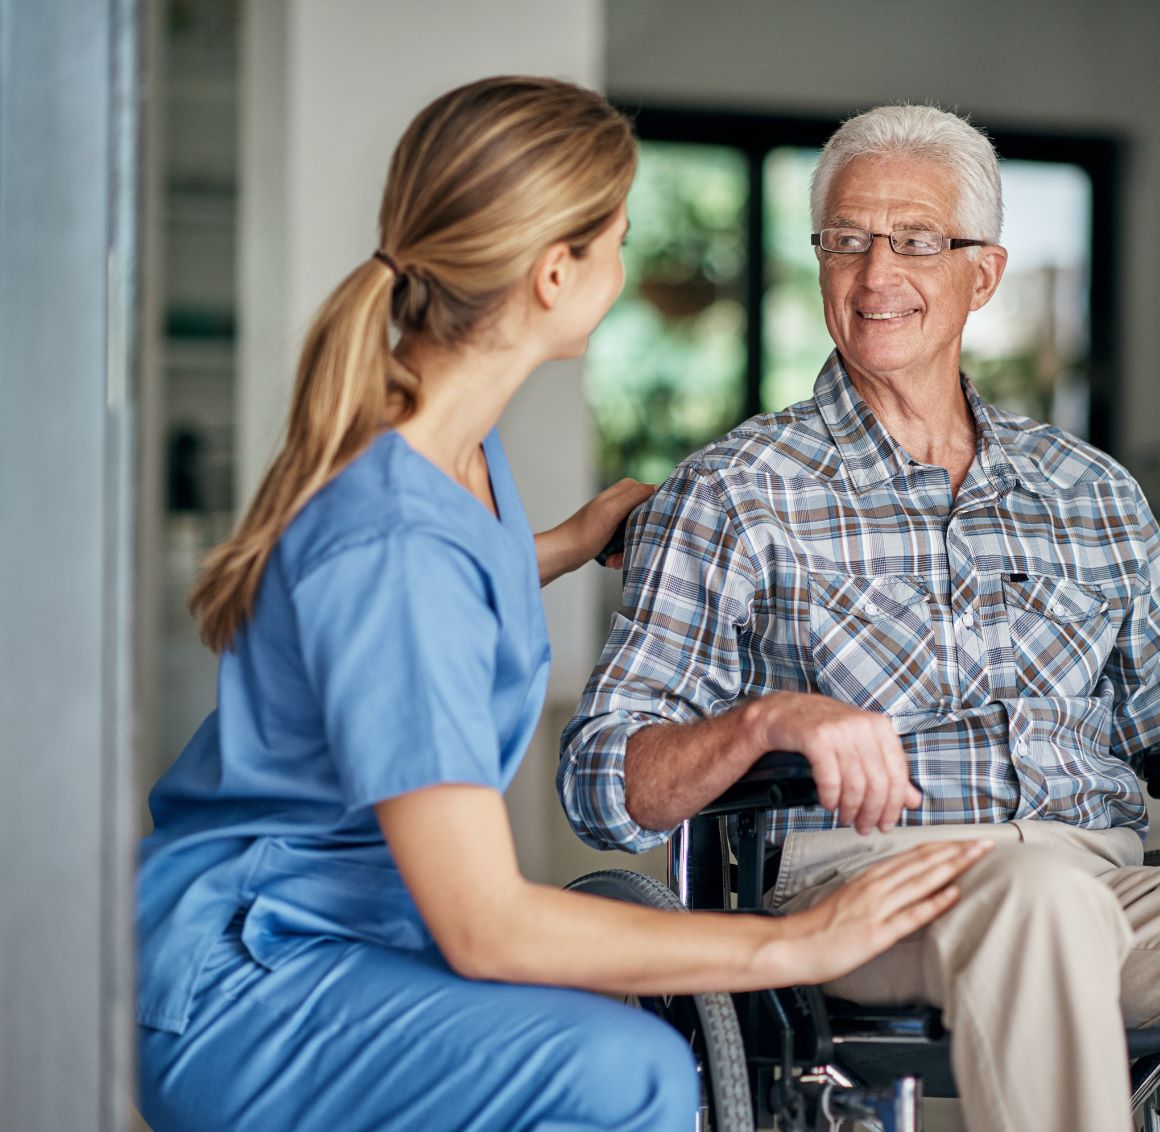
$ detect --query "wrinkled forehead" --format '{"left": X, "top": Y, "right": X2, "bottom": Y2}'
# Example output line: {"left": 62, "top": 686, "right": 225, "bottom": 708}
{"left": 823, "top": 155, "right": 962, "bottom": 229}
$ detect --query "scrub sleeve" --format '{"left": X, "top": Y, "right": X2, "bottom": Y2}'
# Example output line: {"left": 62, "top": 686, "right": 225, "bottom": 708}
{"left": 294, "top": 531, "right": 509, "bottom": 807}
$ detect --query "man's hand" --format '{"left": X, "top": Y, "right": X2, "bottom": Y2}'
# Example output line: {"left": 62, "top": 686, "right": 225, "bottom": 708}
{"left": 534, "top": 478, "right": 655, "bottom": 585}
{"left": 749, "top": 691, "right": 921, "bottom": 833}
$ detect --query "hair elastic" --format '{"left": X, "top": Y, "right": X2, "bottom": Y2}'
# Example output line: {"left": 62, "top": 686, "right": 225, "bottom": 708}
{"left": 373, "top": 249, "right": 403, "bottom": 276}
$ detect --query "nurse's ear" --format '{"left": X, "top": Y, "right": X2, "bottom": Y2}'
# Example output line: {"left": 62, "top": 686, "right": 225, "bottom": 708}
{"left": 530, "top": 242, "right": 574, "bottom": 312}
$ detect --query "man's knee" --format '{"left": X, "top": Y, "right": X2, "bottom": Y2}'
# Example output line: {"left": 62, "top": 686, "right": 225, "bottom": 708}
{"left": 962, "top": 842, "right": 1115, "bottom": 908}
{"left": 937, "top": 841, "right": 1131, "bottom": 963}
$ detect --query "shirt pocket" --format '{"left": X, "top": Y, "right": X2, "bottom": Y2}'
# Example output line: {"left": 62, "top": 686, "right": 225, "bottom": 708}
{"left": 808, "top": 572, "right": 945, "bottom": 721}
{"left": 1002, "top": 574, "right": 1112, "bottom": 697}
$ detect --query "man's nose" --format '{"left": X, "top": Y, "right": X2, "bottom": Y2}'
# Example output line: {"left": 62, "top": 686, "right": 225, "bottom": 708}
{"left": 855, "top": 234, "right": 904, "bottom": 284}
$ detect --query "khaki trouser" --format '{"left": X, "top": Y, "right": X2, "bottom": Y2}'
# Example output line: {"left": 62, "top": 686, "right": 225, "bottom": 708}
{"left": 768, "top": 821, "right": 1160, "bottom": 1132}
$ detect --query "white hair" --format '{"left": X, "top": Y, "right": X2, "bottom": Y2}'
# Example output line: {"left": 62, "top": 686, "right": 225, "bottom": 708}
{"left": 810, "top": 104, "right": 1003, "bottom": 245}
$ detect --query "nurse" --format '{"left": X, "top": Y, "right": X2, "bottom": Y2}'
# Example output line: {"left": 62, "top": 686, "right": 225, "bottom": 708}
{"left": 137, "top": 75, "right": 991, "bottom": 1131}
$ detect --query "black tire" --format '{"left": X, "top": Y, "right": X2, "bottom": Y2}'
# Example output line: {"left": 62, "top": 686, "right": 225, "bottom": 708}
{"left": 565, "top": 868, "right": 755, "bottom": 1132}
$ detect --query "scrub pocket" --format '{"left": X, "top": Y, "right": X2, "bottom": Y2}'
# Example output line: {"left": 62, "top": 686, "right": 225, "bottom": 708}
{"left": 808, "top": 572, "right": 947, "bottom": 722}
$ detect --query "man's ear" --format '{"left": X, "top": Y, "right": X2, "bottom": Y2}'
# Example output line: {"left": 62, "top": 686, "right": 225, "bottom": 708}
{"left": 531, "top": 242, "right": 574, "bottom": 311}
{"left": 970, "top": 244, "right": 1008, "bottom": 312}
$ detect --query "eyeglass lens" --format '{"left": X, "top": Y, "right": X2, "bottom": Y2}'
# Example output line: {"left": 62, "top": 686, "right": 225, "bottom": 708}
{"left": 819, "top": 228, "right": 948, "bottom": 256}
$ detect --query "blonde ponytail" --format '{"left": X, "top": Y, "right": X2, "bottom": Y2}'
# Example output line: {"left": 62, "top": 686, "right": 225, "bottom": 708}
{"left": 190, "top": 75, "right": 636, "bottom": 653}
{"left": 189, "top": 256, "right": 416, "bottom": 652}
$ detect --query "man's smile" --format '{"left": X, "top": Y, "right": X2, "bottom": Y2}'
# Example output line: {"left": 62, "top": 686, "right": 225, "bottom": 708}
{"left": 858, "top": 309, "right": 919, "bottom": 320}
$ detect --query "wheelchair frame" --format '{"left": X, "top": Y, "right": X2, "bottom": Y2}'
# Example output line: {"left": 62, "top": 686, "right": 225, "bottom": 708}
{"left": 575, "top": 749, "right": 1160, "bottom": 1132}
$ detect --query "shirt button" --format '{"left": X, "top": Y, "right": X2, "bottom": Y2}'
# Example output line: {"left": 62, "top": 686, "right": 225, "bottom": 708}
{"left": 1050, "top": 602, "right": 1065, "bottom": 615}
{"left": 961, "top": 611, "right": 975, "bottom": 629}
{"left": 865, "top": 602, "right": 880, "bottom": 616}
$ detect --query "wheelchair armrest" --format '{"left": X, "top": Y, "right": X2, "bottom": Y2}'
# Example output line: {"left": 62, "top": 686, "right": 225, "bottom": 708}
{"left": 1138, "top": 745, "right": 1160, "bottom": 799}
{"left": 699, "top": 751, "right": 818, "bottom": 817}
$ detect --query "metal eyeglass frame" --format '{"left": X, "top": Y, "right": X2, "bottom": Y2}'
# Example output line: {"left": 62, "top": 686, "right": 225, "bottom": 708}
{"left": 811, "top": 228, "right": 988, "bottom": 255}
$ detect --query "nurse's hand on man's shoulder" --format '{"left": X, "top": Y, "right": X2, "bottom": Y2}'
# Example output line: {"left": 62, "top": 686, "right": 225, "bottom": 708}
{"left": 534, "top": 478, "right": 655, "bottom": 586}
{"left": 744, "top": 691, "right": 922, "bottom": 835}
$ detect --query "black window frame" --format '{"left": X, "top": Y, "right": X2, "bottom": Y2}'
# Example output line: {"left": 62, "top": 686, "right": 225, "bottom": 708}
{"left": 614, "top": 102, "right": 1123, "bottom": 456}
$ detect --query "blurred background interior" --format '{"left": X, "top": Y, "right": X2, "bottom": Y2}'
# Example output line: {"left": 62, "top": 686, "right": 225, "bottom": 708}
{"left": 3, "top": 1, "right": 1159, "bottom": 1128}
{"left": 143, "top": 0, "right": 1160, "bottom": 892}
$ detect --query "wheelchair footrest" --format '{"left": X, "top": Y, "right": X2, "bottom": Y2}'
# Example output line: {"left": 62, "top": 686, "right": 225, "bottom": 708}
{"left": 771, "top": 1075, "right": 922, "bottom": 1132}
{"left": 820, "top": 1077, "right": 922, "bottom": 1132}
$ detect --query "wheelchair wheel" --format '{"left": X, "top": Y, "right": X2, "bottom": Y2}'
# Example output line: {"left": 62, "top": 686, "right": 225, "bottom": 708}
{"left": 565, "top": 868, "right": 755, "bottom": 1132}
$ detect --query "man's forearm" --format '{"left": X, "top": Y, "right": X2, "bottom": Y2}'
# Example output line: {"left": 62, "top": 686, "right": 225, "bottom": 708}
{"left": 622, "top": 690, "right": 920, "bottom": 835}
{"left": 623, "top": 700, "right": 769, "bottom": 831}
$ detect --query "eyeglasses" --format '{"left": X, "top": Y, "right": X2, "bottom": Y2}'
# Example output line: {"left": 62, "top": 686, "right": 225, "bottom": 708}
{"left": 811, "top": 228, "right": 987, "bottom": 256}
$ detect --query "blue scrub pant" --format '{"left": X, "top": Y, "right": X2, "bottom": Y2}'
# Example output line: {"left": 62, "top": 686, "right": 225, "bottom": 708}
{"left": 139, "top": 920, "right": 700, "bottom": 1131}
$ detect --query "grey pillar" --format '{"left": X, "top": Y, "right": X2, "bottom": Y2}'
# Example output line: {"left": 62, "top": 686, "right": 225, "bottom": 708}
{"left": 0, "top": 0, "right": 140, "bottom": 1128}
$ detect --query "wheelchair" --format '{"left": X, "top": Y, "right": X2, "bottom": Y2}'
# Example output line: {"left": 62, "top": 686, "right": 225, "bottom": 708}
{"left": 566, "top": 749, "right": 1160, "bottom": 1132}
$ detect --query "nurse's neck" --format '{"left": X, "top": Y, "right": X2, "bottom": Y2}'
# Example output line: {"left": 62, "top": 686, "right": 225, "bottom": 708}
{"left": 393, "top": 331, "right": 537, "bottom": 492}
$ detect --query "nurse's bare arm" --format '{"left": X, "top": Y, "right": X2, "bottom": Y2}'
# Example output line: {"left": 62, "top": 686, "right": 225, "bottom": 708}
{"left": 534, "top": 478, "right": 654, "bottom": 585}
{"left": 623, "top": 691, "right": 923, "bottom": 837}
{"left": 375, "top": 785, "right": 988, "bottom": 994}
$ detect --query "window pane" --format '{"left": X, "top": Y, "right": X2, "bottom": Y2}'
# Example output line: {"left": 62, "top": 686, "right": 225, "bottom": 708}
{"left": 585, "top": 142, "right": 748, "bottom": 485}
{"left": 762, "top": 147, "right": 828, "bottom": 412}
{"left": 962, "top": 161, "right": 1092, "bottom": 436}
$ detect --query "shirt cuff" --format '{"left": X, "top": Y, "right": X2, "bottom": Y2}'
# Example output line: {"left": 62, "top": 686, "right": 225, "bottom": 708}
{"left": 559, "top": 713, "right": 677, "bottom": 854}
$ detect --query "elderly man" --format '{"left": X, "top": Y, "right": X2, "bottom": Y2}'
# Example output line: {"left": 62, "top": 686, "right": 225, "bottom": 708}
{"left": 560, "top": 105, "right": 1160, "bottom": 1132}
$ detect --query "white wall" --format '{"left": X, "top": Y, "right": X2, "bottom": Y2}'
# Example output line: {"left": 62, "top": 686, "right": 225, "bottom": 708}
{"left": 605, "top": 0, "right": 1160, "bottom": 491}
{"left": 237, "top": 0, "right": 643, "bottom": 881}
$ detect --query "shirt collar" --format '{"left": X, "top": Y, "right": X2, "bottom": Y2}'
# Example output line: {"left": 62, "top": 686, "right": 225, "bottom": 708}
{"left": 813, "top": 351, "right": 1052, "bottom": 497}
{"left": 812, "top": 351, "right": 917, "bottom": 490}
{"left": 963, "top": 380, "right": 1058, "bottom": 496}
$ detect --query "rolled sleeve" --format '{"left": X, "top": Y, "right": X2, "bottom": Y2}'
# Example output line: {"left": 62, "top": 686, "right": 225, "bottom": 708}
{"left": 558, "top": 464, "right": 759, "bottom": 852}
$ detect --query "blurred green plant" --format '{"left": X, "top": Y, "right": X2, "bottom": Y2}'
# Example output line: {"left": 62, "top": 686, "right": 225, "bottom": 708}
{"left": 762, "top": 148, "right": 831, "bottom": 412}
{"left": 585, "top": 143, "right": 748, "bottom": 485}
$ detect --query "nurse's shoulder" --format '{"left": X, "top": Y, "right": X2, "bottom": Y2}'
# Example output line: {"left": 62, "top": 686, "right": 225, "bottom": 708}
{"left": 275, "top": 430, "right": 484, "bottom": 592}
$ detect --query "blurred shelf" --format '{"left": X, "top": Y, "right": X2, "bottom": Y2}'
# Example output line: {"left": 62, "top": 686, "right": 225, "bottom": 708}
{"left": 165, "top": 300, "right": 236, "bottom": 336}
{"left": 164, "top": 334, "right": 235, "bottom": 373}
{"left": 166, "top": 185, "right": 237, "bottom": 226}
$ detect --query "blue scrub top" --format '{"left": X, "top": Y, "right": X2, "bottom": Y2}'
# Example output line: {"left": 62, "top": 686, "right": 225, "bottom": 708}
{"left": 137, "top": 430, "right": 550, "bottom": 1035}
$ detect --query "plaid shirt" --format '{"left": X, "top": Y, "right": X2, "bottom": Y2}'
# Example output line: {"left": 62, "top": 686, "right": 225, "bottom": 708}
{"left": 560, "top": 353, "right": 1160, "bottom": 852}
